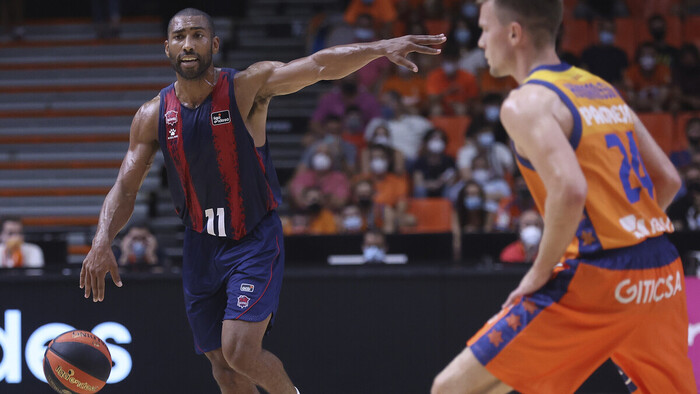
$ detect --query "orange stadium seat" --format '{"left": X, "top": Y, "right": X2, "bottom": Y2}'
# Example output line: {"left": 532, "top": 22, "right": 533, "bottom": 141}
{"left": 401, "top": 198, "right": 453, "bottom": 233}
{"left": 613, "top": 18, "right": 637, "bottom": 60}
{"left": 430, "top": 115, "right": 471, "bottom": 158}
{"left": 478, "top": 69, "right": 518, "bottom": 94}
{"left": 683, "top": 15, "right": 700, "bottom": 42}
{"left": 675, "top": 112, "right": 700, "bottom": 151}
{"left": 626, "top": 0, "right": 681, "bottom": 18}
{"left": 424, "top": 19, "right": 451, "bottom": 36}
{"left": 560, "top": 19, "right": 593, "bottom": 56}
{"left": 638, "top": 112, "right": 674, "bottom": 155}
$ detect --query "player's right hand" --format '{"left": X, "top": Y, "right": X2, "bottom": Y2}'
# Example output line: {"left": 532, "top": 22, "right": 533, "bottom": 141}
{"left": 80, "top": 243, "right": 123, "bottom": 302}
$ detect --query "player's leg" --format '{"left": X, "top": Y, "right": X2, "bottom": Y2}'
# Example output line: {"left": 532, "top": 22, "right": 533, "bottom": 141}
{"left": 221, "top": 314, "right": 296, "bottom": 394}
{"left": 432, "top": 347, "right": 512, "bottom": 394}
{"left": 205, "top": 348, "right": 259, "bottom": 394}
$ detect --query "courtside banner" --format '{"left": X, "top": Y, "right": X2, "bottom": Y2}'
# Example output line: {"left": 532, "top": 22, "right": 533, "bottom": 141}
{"left": 687, "top": 277, "right": 700, "bottom": 393}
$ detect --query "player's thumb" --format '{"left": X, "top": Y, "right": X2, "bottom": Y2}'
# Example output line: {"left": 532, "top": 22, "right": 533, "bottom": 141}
{"left": 110, "top": 266, "right": 123, "bottom": 288}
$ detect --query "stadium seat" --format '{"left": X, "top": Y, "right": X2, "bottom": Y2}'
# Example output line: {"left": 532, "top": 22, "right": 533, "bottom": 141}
{"left": 401, "top": 197, "right": 453, "bottom": 234}
{"left": 424, "top": 19, "right": 451, "bottom": 37}
{"left": 430, "top": 115, "right": 471, "bottom": 158}
{"left": 626, "top": 0, "right": 681, "bottom": 18}
{"left": 560, "top": 19, "right": 593, "bottom": 56}
{"left": 683, "top": 15, "right": 700, "bottom": 42}
{"left": 613, "top": 18, "right": 638, "bottom": 60}
{"left": 638, "top": 112, "right": 674, "bottom": 155}
{"left": 478, "top": 69, "right": 518, "bottom": 94}
{"left": 675, "top": 112, "right": 700, "bottom": 150}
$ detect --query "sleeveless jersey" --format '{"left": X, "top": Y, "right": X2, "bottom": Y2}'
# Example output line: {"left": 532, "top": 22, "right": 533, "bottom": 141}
{"left": 514, "top": 63, "right": 672, "bottom": 259}
{"left": 157, "top": 68, "right": 281, "bottom": 240}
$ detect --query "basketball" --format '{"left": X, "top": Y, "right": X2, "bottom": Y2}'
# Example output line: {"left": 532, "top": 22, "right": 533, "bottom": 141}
{"left": 43, "top": 330, "right": 112, "bottom": 394}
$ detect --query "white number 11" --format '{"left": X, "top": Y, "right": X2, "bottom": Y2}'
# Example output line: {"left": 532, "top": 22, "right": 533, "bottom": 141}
{"left": 205, "top": 207, "right": 227, "bottom": 237}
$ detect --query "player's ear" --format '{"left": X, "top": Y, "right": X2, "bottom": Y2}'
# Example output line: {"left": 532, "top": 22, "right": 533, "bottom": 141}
{"left": 509, "top": 22, "right": 522, "bottom": 45}
{"left": 212, "top": 35, "right": 220, "bottom": 55}
{"left": 164, "top": 40, "right": 170, "bottom": 57}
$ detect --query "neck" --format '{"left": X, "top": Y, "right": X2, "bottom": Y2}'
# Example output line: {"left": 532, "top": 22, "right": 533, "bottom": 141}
{"left": 512, "top": 46, "right": 560, "bottom": 84}
{"left": 174, "top": 67, "right": 219, "bottom": 108}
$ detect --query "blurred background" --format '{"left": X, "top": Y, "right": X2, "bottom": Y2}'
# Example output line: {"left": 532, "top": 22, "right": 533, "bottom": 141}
{"left": 0, "top": 0, "right": 699, "bottom": 393}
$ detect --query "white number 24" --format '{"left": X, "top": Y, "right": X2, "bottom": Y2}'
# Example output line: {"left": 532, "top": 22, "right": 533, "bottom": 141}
{"left": 205, "top": 208, "right": 227, "bottom": 237}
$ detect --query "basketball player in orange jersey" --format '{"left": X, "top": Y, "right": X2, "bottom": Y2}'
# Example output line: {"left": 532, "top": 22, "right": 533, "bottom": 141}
{"left": 432, "top": 1, "right": 696, "bottom": 393}
{"left": 78, "top": 8, "right": 445, "bottom": 394}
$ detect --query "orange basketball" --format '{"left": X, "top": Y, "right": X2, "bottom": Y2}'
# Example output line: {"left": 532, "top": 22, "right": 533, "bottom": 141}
{"left": 43, "top": 330, "right": 112, "bottom": 394}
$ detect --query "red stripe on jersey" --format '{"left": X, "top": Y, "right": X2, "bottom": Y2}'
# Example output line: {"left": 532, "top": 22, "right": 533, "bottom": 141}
{"left": 211, "top": 73, "right": 246, "bottom": 239}
{"left": 253, "top": 146, "right": 278, "bottom": 211}
{"left": 164, "top": 89, "right": 204, "bottom": 231}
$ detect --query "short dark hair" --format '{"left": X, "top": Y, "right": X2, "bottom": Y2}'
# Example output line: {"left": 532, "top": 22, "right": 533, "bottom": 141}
{"left": 167, "top": 8, "right": 215, "bottom": 37}
{"left": 0, "top": 216, "right": 22, "bottom": 231}
{"left": 481, "top": 0, "right": 563, "bottom": 49}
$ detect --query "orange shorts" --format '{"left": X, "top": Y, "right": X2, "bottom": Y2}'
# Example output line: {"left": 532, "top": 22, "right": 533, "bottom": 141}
{"left": 468, "top": 235, "right": 696, "bottom": 393}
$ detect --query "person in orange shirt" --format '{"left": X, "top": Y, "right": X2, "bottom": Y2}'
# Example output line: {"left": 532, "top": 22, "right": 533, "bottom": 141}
{"left": 344, "top": 0, "right": 397, "bottom": 37}
{"left": 367, "top": 145, "right": 410, "bottom": 232}
{"left": 427, "top": 47, "right": 480, "bottom": 116}
{"left": 624, "top": 41, "right": 672, "bottom": 112}
{"left": 302, "top": 187, "right": 338, "bottom": 235}
{"left": 380, "top": 56, "right": 428, "bottom": 113}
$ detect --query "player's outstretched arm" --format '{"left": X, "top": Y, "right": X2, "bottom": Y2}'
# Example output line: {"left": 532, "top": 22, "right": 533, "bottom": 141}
{"left": 80, "top": 97, "right": 160, "bottom": 302}
{"left": 631, "top": 112, "right": 681, "bottom": 211}
{"left": 234, "top": 35, "right": 445, "bottom": 118}
{"left": 500, "top": 85, "right": 588, "bottom": 308}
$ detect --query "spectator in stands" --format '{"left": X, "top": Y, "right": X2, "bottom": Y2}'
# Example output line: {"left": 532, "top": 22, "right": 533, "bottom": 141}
{"left": 364, "top": 90, "right": 433, "bottom": 164}
{"left": 458, "top": 0, "right": 480, "bottom": 24}
{"left": 117, "top": 223, "right": 160, "bottom": 267}
{"left": 493, "top": 175, "right": 536, "bottom": 232}
{"left": 380, "top": 56, "right": 428, "bottom": 114}
{"left": 0, "top": 217, "right": 43, "bottom": 268}
{"left": 413, "top": 128, "right": 457, "bottom": 198}
{"left": 366, "top": 145, "right": 412, "bottom": 232}
{"left": 452, "top": 180, "right": 488, "bottom": 259}
{"left": 361, "top": 123, "right": 406, "bottom": 175}
{"left": 574, "top": 0, "right": 629, "bottom": 19}
{"left": 299, "top": 115, "right": 357, "bottom": 174}
{"left": 647, "top": 14, "right": 678, "bottom": 68}
{"left": 580, "top": 19, "right": 628, "bottom": 87}
{"left": 668, "top": 164, "right": 700, "bottom": 231}
{"left": 427, "top": 45, "right": 480, "bottom": 116}
{"left": 339, "top": 204, "right": 365, "bottom": 234}
{"left": 499, "top": 209, "right": 544, "bottom": 263}
{"left": 683, "top": 0, "right": 700, "bottom": 14}
{"left": 352, "top": 14, "right": 392, "bottom": 92}
{"left": 310, "top": 74, "right": 381, "bottom": 139}
{"left": 625, "top": 42, "right": 672, "bottom": 112}
{"left": 0, "top": 0, "right": 24, "bottom": 40}
{"left": 344, "top": 0, "right": 397, "bottom": 38}
{"left": 469, "top": 155, "right": 512, "bottom": 231}
{"left": 671, "top": 44, "right": 700, "bottom": 111}
{"left": 92, "top": 0, "right": 121, "bottom": 39}
{"left": 362, "top": 229, "right": 387, "bottom": 263}
{"left": 452, "top": 17, "right": 486, "bottom": 76}
{"left": 300, "top": 187, "right": 338, "bottom": 234}
{"left": 456, "top": 123, "right": 514, "bottom": 180}
{"left": 352, "top": 179, "right": 379, "bottom": 230}
{"left": 687, "top": 117, "right": 700, "bottom": 156}
{"left": 289, "top": 144, "right": 351, "bottom": 211}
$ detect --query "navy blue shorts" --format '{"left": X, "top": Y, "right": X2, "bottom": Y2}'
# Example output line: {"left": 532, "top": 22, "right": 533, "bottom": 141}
{"left": 182, "top": 211, "right": 285, "bottom": 354}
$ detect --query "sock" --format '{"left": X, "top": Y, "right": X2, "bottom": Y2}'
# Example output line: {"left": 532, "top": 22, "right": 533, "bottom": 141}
{"left": 295, "top": 387, "right": 300, "bottom": 394}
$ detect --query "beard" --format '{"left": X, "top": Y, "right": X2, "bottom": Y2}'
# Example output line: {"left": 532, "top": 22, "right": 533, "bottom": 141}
{"left": 169, "top": 49, "right": 213, "bottom": 80}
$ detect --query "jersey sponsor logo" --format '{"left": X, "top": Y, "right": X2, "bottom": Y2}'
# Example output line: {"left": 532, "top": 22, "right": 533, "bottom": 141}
{"left": 165, "top": 110, "right": 178, "bottom": 126}
{"left": 240, "top": 283, "right": 254, "bottom": 293}
{"left": 211, "top": 110, "right": 231, "bottom": 126}
{"left": 167, "top": 128, "right": 178, "bottom": 140}
{"left": 619, "top": 215, "right": 672, "bottom": 239}
{"left": 579, "top": 104, "right": 633, "bottom": 127}
{"left": 237, "top": 295, "right": 250, "bottom": 309}
{"left": 614, "top": 270, "right": 683, "bottom": 304}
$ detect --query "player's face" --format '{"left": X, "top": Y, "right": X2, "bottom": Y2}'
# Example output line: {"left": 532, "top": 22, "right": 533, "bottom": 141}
{"left": 478, "top": 1, "right": 512, "bottom": 78}
{"left": 165, "top": 16, "right": 219, "bottom": 80}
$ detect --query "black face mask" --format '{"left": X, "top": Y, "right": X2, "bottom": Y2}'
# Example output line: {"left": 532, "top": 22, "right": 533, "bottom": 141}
{"left": 307, "top": 202, "right": 322, "bottom": 214}
{"left": 358, "top": 197, "right": 373, "bottom": 209}
{"left": 688, "top": 136, "right": 700, "bottom": 146}
{"left": 688, "top": 181, "right": 700, "bottom": 194}
{"left": 650, "top": 29, "right": 666, "bottom": 41}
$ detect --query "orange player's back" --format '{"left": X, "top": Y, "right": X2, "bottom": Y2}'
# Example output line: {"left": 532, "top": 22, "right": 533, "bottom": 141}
{"left": 514, "top": 64, "right": 672, "bottom": 260}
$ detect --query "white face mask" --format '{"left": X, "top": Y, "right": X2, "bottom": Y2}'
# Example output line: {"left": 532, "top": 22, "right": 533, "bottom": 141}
{"left": 520, "top": 225, "right": 542, "bottom": 246}
{"left": 472, "top": 169, "right": 490, "bottom": 184}
{"left": 370, "top": 158, "right": 388, "bottom": 174}
{"left": 355, "top": 27, "right": 375, "bottom": 41}
{"left": 343, "top": 215, "right": 363, "bottom": 231}
{"left": 442, "top": 61, "right": 457, "bottom": 76}
{"left": 312, "top": 153, "right": 331, "bottom": 171}
{"left": 427, "top": 138, "right": 445, "bottom": 154}
{"left": 640, "top": 55, "right": 656, "bottom": 71}
{"left": 477, "top": 132, "right": 495, "bottom": 147}
{"left": 373, "top": 135, "right": 391, "bottom": 146}
{"left": 484, "top": 106, "right": 500, "bottom": 122}
{"left": 363, "top": 245, "right": 386, "bottom": 262}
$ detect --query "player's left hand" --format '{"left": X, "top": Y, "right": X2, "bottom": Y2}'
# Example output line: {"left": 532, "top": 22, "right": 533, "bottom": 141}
{"left": 502, "top": 267, "right": 551, "bottom": 309}
{"left": 382, "top": 34, "right": 446, "bottom": 72}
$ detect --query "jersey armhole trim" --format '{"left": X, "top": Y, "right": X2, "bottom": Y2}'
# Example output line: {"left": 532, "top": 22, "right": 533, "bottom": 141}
{"left": 523, "top": 79, "right": 583, "bottom": 150}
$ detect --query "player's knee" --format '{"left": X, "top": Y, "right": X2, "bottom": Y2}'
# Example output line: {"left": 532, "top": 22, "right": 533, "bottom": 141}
{"left": 222, "top": 341, "right": 259, "bottom": 374}
{"left": 431, "top": 372, "right": 449, "bottom": 394}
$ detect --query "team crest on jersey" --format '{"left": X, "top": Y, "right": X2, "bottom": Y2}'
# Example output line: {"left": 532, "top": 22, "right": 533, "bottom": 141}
{"left": 211, "top": 110, "right": 231, "bottom": 126}
{"left": 240, "top": 283, "right": 254, "bottom": 293}
{"left": 165, "top": 110, "right": 178, "bottom": 126}
{"left": 237, "top": 295, "right": 250, "bottom": 309}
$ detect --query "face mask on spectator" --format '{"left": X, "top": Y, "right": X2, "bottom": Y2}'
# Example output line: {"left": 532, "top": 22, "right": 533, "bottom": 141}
{"left": 358, "top": 196, "right": 373, "bottom": 208}
{"left": 355, "top": 27, "right": 375, "bottom": 41}
{"left": 455, "top": 28, "right": 471, "bottom": 45}
{"left": 323, "top": 134, "right": 340, "bottom": 145}
{"left": 307, "top": 201, "right": 322, "bottom": 214}
{"left": 442, "top": 61, "right": 457, "bottom": 76}
{"left": 472, "top": 169, "right": 491, "bottom": 184}
{"left": 639, "top": 55, "right": 656, "bottom": 71}
{"left": 373, "top": 135, "right": 391, "bottom": 146}
{"left": 132, "top": 241, "right": 146, "bottom": 258}
{"left": 599, "top": 31, "right": 615, "bottom": 45}
{"left": 345, "top": 116, "right": 363, "bottom": 132}
{"left": 462, "top": 3, "right": 478, "bottom": 18}
{"left": 427, "top": 138, "right": 445, "bottom": 154}
{"left": 371, "top": 157, "right": 389, "bottom": 174}
{"left": 343, "top": 215, "right": 363, "bottom": 231}
{"left": 363, "top": 245, "right": 386, "bottom": 263}
{"left": 520, "top": 225, "right": 542, "bottom": 247}
{"left": 477, "top": 131, "right": 495, "bottom": 147}
{"left": 312, "top": 153, "right": 331, "bottom": 171}
{"left": 381, "top": 106, "right": 395, "bottom": 119}
{"left": 484, "top": 106, "right": 500, "bottom": 123}
{"left": 464, "top": 195, "right": 482, "bottom": 210}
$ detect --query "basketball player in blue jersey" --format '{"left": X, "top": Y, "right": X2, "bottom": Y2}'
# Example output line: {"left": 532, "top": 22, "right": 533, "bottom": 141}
{"left": 79, "top": 8, "right": 445, "bottom": 394}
